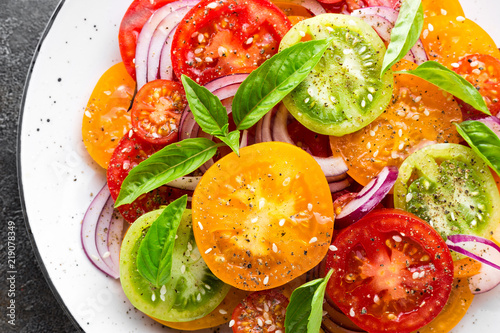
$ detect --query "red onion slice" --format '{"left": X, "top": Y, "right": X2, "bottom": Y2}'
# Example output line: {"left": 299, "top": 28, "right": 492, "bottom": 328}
{"left": 446, "top": 234, "right": 500, "bottom": 294}
{"left": 81, "top": 183, "right": 120, "bottom": 279}
{"left": 159, "top": 26, "right": 178, "bottom": 80}
{"left": 106, "top": 205, "right": 125, "bottom": 270}
{"left": 478, "top": 116, "right": 500, "bottom": 136}
{"left": 351, "top": 7, "right": 428, "bottom": 65}
{"left": 329, "top": 179, "right": 350, "bottom": 193}
{"left": 335, "top": 166, "right": 398, "bottom": 229}
{"left": 240, "top": 130, "right": 249, "bottom": 148}
{"left": 95, "top": 196, "right": 121, "bottom": 275}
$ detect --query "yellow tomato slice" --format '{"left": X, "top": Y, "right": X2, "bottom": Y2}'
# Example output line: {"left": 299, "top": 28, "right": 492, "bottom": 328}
{"left": 421, "top": 16, "right": 500, "bottom": 69}
{"left": 421, "top": 0, "right": 464, "bottom": 18}
{"left": 413, "top": 278, "right": 474, "bottom": 333}
{"left": 82, "top": 62, "right": 135, "bottom": 168}
{"left": 153, "top": 288, "right": 249, "bottom": 330}
{"left": 192, "top": 142, "right": 334, "bottom": 291}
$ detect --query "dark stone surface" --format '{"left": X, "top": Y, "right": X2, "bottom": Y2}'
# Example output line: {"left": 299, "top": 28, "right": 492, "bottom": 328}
{"left": 1, "top": 1, "right": 78, "bottom": 332}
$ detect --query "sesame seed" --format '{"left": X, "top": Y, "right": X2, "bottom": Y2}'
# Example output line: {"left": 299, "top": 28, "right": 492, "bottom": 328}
{"left": 415, "top": 95, "right": 422, "bottom": 103}
{"left": 470, "top": 61, "right": 479, "bottom": 67}
{"left": 326, "top": 26, "right": 333, "bottom": 32}
{"left": 472, "top": 68, "right": 481, "bottom": 75}
{"left": 329, "top": 245, "right": 338, "bottom": 251}
{"left": 205, "top": 248, "right": 212, "bottom": 254}
{"left": 350, "top": 308, "right": 355, "bottom": 317}
{"left": 391, "top": 151, "right": 398, "bottom": 159}
{"left": 366, "top": 142, "right": 371, "bottom": 149}
{"left": 361, "top": 99, "right": 366, "bottom": 107}
{"left": 160, "top": 285, "right": 166, "bottom": 295}
{"left": 471, "top": 219, "right": 477, "bottom": 226}
{"left": 259, "top": 198, "right": 266, "bottom": 209}
{"left": 84, "top": 110, "right": 92, "bottom": 118}
{"left": 91, "top": 254, "right": 99, "bottom": 261}
{"left": 304, "top": 97, "right": 310, "bottom": 103}
{"left": 441, "top": 9, "right": 447, "bottom": 15}
{"left": 218, "top": 46, "right": 227, "bottom": 57}
{"left": 180, "top": 265, "right": 186, "bottom": 274}
{"left": 330, "top": 95, "right": 337, "bottom": 103}
{"left": 251, "top": 217, "right": 258, "bottom": 223}
{"left": 367, "top": 93, "right": 373, "bottom": 102}
{"left": 422, "top": 29, "right": 429, "bottom": 39}
{"left": 207, "top": 2, "right": 218, "bottom": 9}
{"left": 309, "top": 237, "right": 318, "bottom": 243}
{"left": 450, "top": 62, "right": 460, "bottom": 68}
{"left": 195, "top": 57, "right": 202, "bottom": 63}
{"left": 450, "top": 211, "right": 456, "bottom": 221}
{"left": 419, "top": 271, "right": 425, "bottom": 278}
{"left": 392, "top": 235, "right": 402, "bottom": 242}
{"left": 343, "top": 48, "right": 352, "bottom": 55}
{"left": 205, "top": 57, "right": 213, "bottom": 62}
{"left": 129, "top": 129, "right": 133, "bottom": 138}
{"left": 369, "top": 130, "right": 376, "bottom": 136}
{"left": 283, "top": 177, "right": 291, "bottom": 186}
{"left": 456, "top": 16, "right": 465, "bottom": 22}
{"left": 268, "top": 324, "right": 276, "bottom": 331}
{"left": 406, "top": 193, "right": 413, "bottom": 202}
{"left": 265, "top": 320, "right": 273, "bottom": 325}
{"left": 194, "top": 48, "right": 203, "bottom": 54}
{"left": 412, "top": 272, "right": 419, "bottom": 279}
{"left": 151, "top": 292, "right": 156, "bottom": 302}
{"left": 198, "top": 222, "right": 204, "bottom": 230}
{"left": 374, "top": 294, "right": 380, "bottom": 303}
{"left": 279, "top": 219, "right": 285, "bottom": 226}
{"left": 272, "top": 243, "right": 278, "bottom": 253}
{"left": 307, "top": 203, "right": 313, "bottom": 211}
{"left": 398, "top": 129, "right": 403, "bottom": 137}
{"left": 412, "top": 114, "right": 420, "bottom": 121}
{"left": 258, "top": 318, "right": 264, "bottom": 326}
{"left": 219, "top": 309, "right": 227, "bottom": 315}
{"left": 299, "top": 31, "right": 306, "bottom": 37}
{"left": 428, "top": 23, "right": 434, "bottom": 32}
{"left": 373, "top": 150, "right": 379, "bottom": 158}
{"left": 229, "top": 320, "right": 235, "bottom": 327}
{"left": 102, "top": 251, "right": 110, "bottom": 258}
{"left": 263, "top": 276, "right": 269, "bottom": 284}
{"left": 398, "top": 142, "right": 404, "bottom": 150}
{"left": 198, "top": 33, "right": 204, "bottom": 43}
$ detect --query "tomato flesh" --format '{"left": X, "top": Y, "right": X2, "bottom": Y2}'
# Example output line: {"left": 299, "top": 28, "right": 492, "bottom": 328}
{"left": 326, "top": 209, "right": 454, "bottom": 333}
{"left": 131, "top": 79, "right": 186, "bottom": 145}
{"left": 171, "top": 0, "right": 291, "bottom": 86}
{"left": 192, "top": 142, "right": 334, "bottom": 291}
{"left": 231, "top": 290, "right": 289, "bottom": 333}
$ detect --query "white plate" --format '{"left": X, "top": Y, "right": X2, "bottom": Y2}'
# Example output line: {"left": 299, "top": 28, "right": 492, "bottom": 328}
{"left": 18, "top": 0, "right": 500, "bottom": 332}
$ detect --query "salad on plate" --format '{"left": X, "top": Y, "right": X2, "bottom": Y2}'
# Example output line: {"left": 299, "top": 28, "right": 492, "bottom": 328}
{"left": 78, "top": 0, "right": 500, "bottom": 332}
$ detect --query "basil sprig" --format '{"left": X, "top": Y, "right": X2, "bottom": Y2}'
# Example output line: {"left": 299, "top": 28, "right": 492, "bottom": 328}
{"left": 181, "top": 75, "right": 241, "bottom": 155}
{"left": 395, "top": 61, "right": 490, "bottom": 115}
{"left": 232, "top": 38, "right": 334, "bottom": 130}
{"left": 455, "top": 120, "right": 500, "bottom": 176}
{"left": 285, "top": 269, "right": 334, "bottom": 333}
{"left": 136, "top": 195, "right": 187, "bottom": 288}
{"left": 380, "top": 0, "right": 423, "bottom": 77}
{"left": 114, "top": 138, "right": 221, "bottom": 207}
{"left": 115, "top": 38, "right": 333, "bottom": 207}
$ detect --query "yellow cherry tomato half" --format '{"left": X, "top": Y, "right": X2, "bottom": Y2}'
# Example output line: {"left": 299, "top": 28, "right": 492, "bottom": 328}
{"left": 82, "top": 62, "right": 135, "bottom": 168}
{"left": 192, "top": 142, "right": 334, "bottom": 291}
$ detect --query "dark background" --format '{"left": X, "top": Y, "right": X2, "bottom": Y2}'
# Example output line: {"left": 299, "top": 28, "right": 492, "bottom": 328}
{"left": 1, "top": 0, "right": 78, "bottom": 331}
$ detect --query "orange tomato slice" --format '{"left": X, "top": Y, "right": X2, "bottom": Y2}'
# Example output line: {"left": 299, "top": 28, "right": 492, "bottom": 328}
{"left": 82, "top": 62, "right": 135, "bottom": 168}
{"left": 192, "top": 142, "right": 334, "bottom": 291}
{"left": 421, "top": 0, "right": 464, "bottom": 18}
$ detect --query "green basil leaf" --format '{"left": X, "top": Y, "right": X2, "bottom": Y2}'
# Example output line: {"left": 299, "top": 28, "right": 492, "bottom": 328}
{"left": 380, "top": 0, "right": 423, "bottom": 77}
{"left": 215, "top": 130, "right": 240, "bottom": 156}
{"left": 395, "top": 61, "right": 490, "bottom": 114}
{"left": 181, "top": 74, "right": 229, "bottom": 136}
{"left": 455, "top": 120, "right": 500, "bottom": 176}
{"left": 136, "top": 195, "right": 187, "bottom": 288}
{"left": 285, "top": 269, "right": 334, "bottom": 333}
{"left": 232, "top": 38, "right": 333, "bottom": 130}
{"left": 115, "top": 138, "right": 222, "bottom": 207}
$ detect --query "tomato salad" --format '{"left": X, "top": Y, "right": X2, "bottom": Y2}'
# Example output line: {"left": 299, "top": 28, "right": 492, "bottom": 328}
{"left": 80, "top": 0, "right": 500, "bottom": 332}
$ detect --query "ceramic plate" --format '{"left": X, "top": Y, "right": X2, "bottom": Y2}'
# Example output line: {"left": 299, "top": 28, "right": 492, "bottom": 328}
{"left": 18, "top": 0, "right": 500, "bottom": 332}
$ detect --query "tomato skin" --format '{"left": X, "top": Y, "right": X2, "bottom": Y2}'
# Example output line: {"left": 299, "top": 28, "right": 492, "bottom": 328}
{"left": 287, "top": 119, "right": 332, "bottom": 157}
{"left": 131, "top": 79, "right": 187, "bottom": 145}
{"left": 107, "top": 133, "right": 191, "bottom": 223}
{"left": 231, "top": 290, "right": 289, "bottom": 333}
{"left": 118, "top": 0, "right": 175, "bottom": 81}
{"left": 326, "top": 209, "right": 454, "bottom": 333}
{"left": 453, "top": 54, "right": 500, "bottom": 117}
{"left": 171, "top": 0, "right": 292, "bottom": 86}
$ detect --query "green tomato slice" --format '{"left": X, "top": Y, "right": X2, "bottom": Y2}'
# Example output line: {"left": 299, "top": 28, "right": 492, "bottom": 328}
{"left": 394, "top": 143, "right": 500, "bottom": 240}
{"left": 120, "top": 209, "right": 230, "bottom": 322}
{"left": 279, "top": 14, "right": 393, "bottom": 136}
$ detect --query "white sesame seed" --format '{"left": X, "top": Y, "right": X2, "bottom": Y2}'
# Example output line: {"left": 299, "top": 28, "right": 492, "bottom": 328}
{"left": 412, "top": 272, "right": 419, "bottom": 279}
{"left": 412, "top": 114, "right": 420, "bottom": 121}
{"left": 180, "top": 265, "right": 186, "bottom": 274}
{"left": 456, "top": 16, "right": 465, "bottom": 22}
{"left": 451, "top": 211, "right": 456, "bottom": 221}
{"left": 91, "top": 254, "right": 99, "bottom": 261}
{"left": 326, "top": 26, "right": 333, "bottom": 32}
{"left": 229, "top": 319, "right": 235, "bottom": 327}
{"left": 350, "top": 308, "right": 355, "bottom": 317}
{"left": 424, "top": 110, "right": 430, "bottom": 116}
{"left": 398, "top": 129, "right": 403, "bottom": 137}
{"left": 219, "top": 309, "right": 227, "bottom": 314}
{"left": 329, "top": 245, "right": 338, "bottom": 251}
{"left": 299, "top": 31, "right": 306, "bottom": 37}
{"left": 205, "top": 284, "right": 211, "bottom": 290}
{"left": 415, "top": 96, "right": 422, "bottom": 103}
{"left": 268, "top": 324, "right": 276, "bottom": 331}
{"left": 307, "top": 203, "right": 313, "bottom": 211}
{"left": 263, "top": 276, "right": 269, "bottom": 284}
{"left": 251, "top": 217, "right": 258, "bottom": 223}
{"left": 343, "top": 48, "right": 352, "bottom": 55}
{"left": 282, "top": 177, "right": 291, "bottom": 186}
{"left": 272, "top": 243, "right": 278, "bottom": 253}
{"left": 369, "top": 130, "right": 376, "bottom": 136}
{"left": 205, "top": 57, "right": 213, "bottom": 62}
{"left": 367, "top": 93, "right": 373, "bottom": 102}
{"left": 152, "top": 292, "right": 156, "bottom": 302}
{"left": 198, "top": 222, "right": 204, "bottom": 230}
{"left": 472, "top": 68, "right": 481, "bottom": 75}
{"left": 428, "top": 23, "right": 434, "bottom": 32}
{"left": 276, "top": 331, "right": 282, "bottom": 333}
{"left": 422, "top": 29, "right": 429, "bottom": 39}
{"left": 129, "top": 129, "right": 133, "bottom": 138}
{"left": 304, "top": 97, "right": 310, "bottom": 103}
{"left": 373, "top": 150, "right": 379, "bottom": 158}
{"left": 207, "top": 2, "right": 218, "bottom": 9}
{"left": 391, "top": 151, "right": 398, "bottom": 159}
{"left": 265, "top": 320, "right": 273, "bottom": 325}
{"left": 160, "top": 285, "right": 166, "bottom": 295}
{"left": 361, "top": 99, "right": 366, "bottom": 108}
{"left": 441, "top": 9, "right": 447, "bottom": 15}
{"left": 84, "top": 110, "right": 92, "bottom": 118}
{"left": 392, "top": 235, "right": 402, "bottom": 242}
{"left": 194, "top": 48, "right": 203, "bottom": 54}
{"left": 470, "top": 61, "right": 479, "bottom": 68}
{"left": 406, "top": 192, "right": 413, "bottom": 202}
{"left": 330, "top": 95, "right": 337, "bottom": 103}
{"left": 102, "top": 251, "right": 111, "bottom": 258}
{"left": 309, "top": 237, "right": 318, "bottom": 243}
{"left": 398, "top": 142, "right": 404, "bottom": 150}
{"left": 259, "top": 198, "right": 266, "bottom": 209}
{"left": 198, "top": 33, "right": 204, "bottom": 43}
{"left": 419, "top": 271, "right": 426, "bottom": 278}
{"left": 246, "top": 37, "right": 254, "bottom": 45}
{"left": 195, "top": 57, "right": 202, "bottom": 63}
{"left": 471, "top": 219, "right": 477, "bottom": 226}
{"left": 279, "top": 219, "right": 285, "bottom": 226}
{"left": 218, "top": 46, "right": 227, "bottom": 57}
{"left": 374, "top": 295, "right": 380, "bottom": 304}
{"left": 450, "top": 62, "right": 460, "bottom": 68}
{"left": 205, "top": 248, "right": 212, "bottom": 254}
{"left": 258, "top": 318, "right": 264, "bottom": 326}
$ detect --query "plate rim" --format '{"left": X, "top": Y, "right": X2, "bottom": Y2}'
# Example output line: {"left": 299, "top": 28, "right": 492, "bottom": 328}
{"left": 16, "top": 0, "right": 83, "bottom": 331}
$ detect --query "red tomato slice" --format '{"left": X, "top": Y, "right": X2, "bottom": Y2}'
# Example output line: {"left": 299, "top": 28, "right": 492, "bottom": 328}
{"left": 325, "top": 209, "right": 454, "bottom": 333}
{"left": 106, "top": 133, "right": 191, "bottom": 223}
{"left": 130, "top": 79, "right": 186, "bottom": 145}
{"left": 287, "top": 119, "right": 332, "bottom": 158}
{"left": 118, "top": 0, "right": 175, "bottom": 81}
{"left": 345, "top": 0, "right": 401, "bottom": 12}
{"left": 453, "top": 54, "right": 500, "bottom": 118}
{"left": 171, "top": 0, "right": 292, "bottom": 86}
{"left": 231, "top": 290, "right": 289, "bottom": 333}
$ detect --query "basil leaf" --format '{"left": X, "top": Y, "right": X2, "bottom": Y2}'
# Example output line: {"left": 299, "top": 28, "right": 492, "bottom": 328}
{"left": 136, "top": 195, "right": 187, "bottom": 288}
{"left": 215, "top": 130, "right": 241, "bottom": 156}
{"left": 395, "top": 61, "right": 490, "bottom": 114}
{"left": 285, "top": 269, "right": 334, "bottom": 333}
{"left": 181, "top": 74, "right": 229, "bottom": 136}
{"left": 380, "top": 0, "right": 423, "bottom": 77}
{"left": 455, "top": 120, "right": 500, "bottom": 176}
{"left": 232, "top": 38, "right": 333, "bottom": 130}
{"left": 115, "top": 138, "right": 222, "bottom": 207}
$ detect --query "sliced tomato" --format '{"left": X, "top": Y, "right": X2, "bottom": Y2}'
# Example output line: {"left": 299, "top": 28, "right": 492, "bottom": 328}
{"left": 421, "top": 15, "right": 500, "bottom": 69}
{"left": 421, "top": 0, "right": 464, "bottom": 18}
{"left": 329, "top": 60, "right": 462, "bottom": 186}
{"left": 231, "top": 290, "right": 289, "bottom": 333}
{"left": 279, "top": 14, "right": 393, "bottom": 136}
{"left": 287, "top": 119, "right": 332, "bottom": 158}
{"left": 326, "top": 209, "right": 454, "bottom": 333}
{"left": 344, "top": 0, "right": 401, "bottom": 12}
{"left": 106, "top": 133, "right": 191, "bottom": 223}
{"left": 192, "top": 142, "right": 334, "bottom": 291}
{"left": 118, "top": 0, "right": 175, "bottom": 80}
{"left": 272, "top": 1, "right": 313, "bottom": 17}
{"left": 82, "top": 62, "right": 135, "bottom": 169}
{"left": 453, "top": 54, "right": 500, "bottom": 118}
{"left": 171, "top": 0, "right": 292, "bottom": 86}
{"left": 130, "top": 79, "right": 186, "bottom": 145}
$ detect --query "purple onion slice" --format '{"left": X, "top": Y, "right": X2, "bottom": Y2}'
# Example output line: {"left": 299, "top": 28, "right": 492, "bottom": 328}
{"left": 446, "top": 234, "right": 500, "bottom": 294}
{"left": 335, "top": 166, "right": 398, "bottom": 229}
